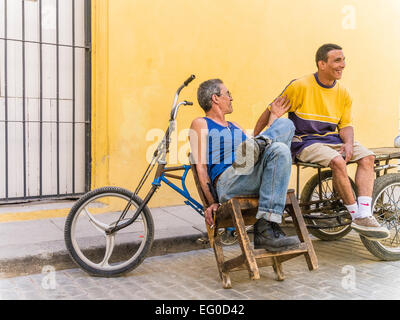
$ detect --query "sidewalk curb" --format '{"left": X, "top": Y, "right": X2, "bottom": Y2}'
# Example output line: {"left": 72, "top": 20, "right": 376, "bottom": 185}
{"left": 0, "top": 233, "right": 210, "bottom": 278}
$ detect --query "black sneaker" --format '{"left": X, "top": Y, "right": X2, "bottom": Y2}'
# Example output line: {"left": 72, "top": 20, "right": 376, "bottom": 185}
{"left": 254, "top": 218, "right": 300, "bottom": 252}
{"left": 232, "top": 136, "right": 272, "bottom": 174}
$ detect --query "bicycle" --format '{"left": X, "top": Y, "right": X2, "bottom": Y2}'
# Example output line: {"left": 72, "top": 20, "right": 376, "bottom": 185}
{"left": 64, "top": 75, "right": 209, "bottom": 276}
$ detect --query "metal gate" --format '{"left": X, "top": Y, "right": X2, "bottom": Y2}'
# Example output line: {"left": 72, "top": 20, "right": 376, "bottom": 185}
{"left": 0, "top": 0, "right": 91, "bottom": 203}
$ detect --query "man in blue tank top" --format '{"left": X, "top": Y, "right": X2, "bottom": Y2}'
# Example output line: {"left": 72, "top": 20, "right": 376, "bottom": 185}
{"left": 189, "top": 79, "right": 300, "bottom": 252}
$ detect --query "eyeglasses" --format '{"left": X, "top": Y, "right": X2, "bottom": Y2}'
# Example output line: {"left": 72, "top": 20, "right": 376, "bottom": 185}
{"left": 215, "top": 91, "right": 232, "bottom": 99}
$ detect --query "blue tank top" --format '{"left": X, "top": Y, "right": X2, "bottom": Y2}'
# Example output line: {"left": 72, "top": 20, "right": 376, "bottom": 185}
{"left": 204, "top": 117, "right": 248, "bottom": 183}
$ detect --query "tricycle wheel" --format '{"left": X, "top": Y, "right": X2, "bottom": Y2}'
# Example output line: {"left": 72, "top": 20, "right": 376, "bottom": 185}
{"left": 300, "top": 170, "right": 355, "bottom": 241}
{"left": 360, "top": 173, "right": 400, "bottom": 260}
{"left": 64, "top": 186, "right": 154, "bottom": 276}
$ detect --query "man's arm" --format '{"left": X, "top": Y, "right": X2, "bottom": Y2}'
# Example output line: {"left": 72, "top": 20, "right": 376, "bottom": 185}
{"left": 189, "top": 118, "right": 219, "bottom": 226}
{"left": 254, "top": 96, "right": 291, "bottom": 136}
{"left": 339, "top": 126, "right": 354, "bottom": 162}
{"left": 254, "top": 109, "right": 275, "bottom": 136}
{"left": 338, "top": 90, "right": 354, "bottom": 163}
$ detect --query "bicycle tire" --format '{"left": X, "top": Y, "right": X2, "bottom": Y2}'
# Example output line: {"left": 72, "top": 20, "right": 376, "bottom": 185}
{"left": 360, "top": 173, "right": 400, "bottom": 261}
{"left": 64, "top": 186, "right": 154, "bottom": 277}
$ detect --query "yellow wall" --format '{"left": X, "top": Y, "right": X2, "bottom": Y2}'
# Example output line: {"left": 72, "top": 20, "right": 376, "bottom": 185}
{"left": 91, "top": 0, "right": 400, "bottom": 208}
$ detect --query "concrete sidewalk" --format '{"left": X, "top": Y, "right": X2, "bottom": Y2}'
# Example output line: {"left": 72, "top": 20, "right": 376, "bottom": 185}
{"left": 0, "top": 201, "right": 210, "bottom": 278}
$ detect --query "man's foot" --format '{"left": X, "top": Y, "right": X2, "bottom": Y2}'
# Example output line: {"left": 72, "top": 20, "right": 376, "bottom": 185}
{"left": 351, "top": 216, "right": 390, "bottom": 240}
{"left": 254, "top": 218, "right": 300, "bottom": 252}
{"left": 232, "top": 136, "right": 272, "bottom": 174}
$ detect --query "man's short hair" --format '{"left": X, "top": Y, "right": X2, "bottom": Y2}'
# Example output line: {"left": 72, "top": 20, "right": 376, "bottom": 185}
{"left": 315, "top": 43, "right": 342, "bottom": 68}
{"left": 197, "top": 79, "right": 223, "bottom": 112}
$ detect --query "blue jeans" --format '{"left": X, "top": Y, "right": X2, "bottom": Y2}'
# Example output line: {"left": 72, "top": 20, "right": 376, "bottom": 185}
{"left": 216, "top": 118, "right": 295, "bottom": 223}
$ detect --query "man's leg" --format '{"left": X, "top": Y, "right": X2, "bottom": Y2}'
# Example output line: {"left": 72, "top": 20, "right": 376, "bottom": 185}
{"left": 255, "top": 142, "right": 292, "bottom": 222}
{"left": 329, "top": 155, "right": 356, "bottom": 205}
{"left": 327, "top": 142, "right": 375, "bottom": 210}
{"left": 298, "top": 143, "right": 357, "bottom": 210}
{"left": 298, "top": 143, "right": 389, "bottom": 240}
{"left": 217, "top": 120, "right": 300, "bottom": 251}
{"left": 355, "top": 155, "right": 375, "bottom": 196}
{"left": 253, "top": 141, "right": 300, "bottom": 250}
{"left": 223, "top": 118, "right": 295, "bottom": 219}
{"left": 354, "top": 155, "right": 375, "bottom": 217}
{"left": 232, "top": 118, "right": 294, "bottom": 173}
{"left": 260, "top": 118, "right": 295, "bottom": 147}
{"left": 350, "top": 152, "right": 388, "bottom": 239}
{"left": 218, "top": 118, "right": 294, "bottom": 215}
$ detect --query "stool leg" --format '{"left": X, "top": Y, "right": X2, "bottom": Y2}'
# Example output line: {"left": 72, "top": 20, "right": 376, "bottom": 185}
{"left": 287, "top": 191, "right": 318, "bottom": 271}
{"left": 213, "top": 236, "right": 232, "bottom": 289}
{"left": 272, "top": 257, "right": 285, "bottom": 281}
{"left": 230, "top": 199, "right": 260, "bottom": 280}
{"left": 206, "top": 223, "right": 215, "bottom": 249}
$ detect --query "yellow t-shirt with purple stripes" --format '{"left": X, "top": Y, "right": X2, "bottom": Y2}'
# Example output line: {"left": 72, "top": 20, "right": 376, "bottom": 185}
{"left": 270, "top": 73, "right": 353, "bottom": 157}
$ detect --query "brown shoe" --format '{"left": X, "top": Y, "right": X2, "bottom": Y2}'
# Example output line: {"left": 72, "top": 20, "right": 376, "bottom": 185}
{"left": 351, "top": 216, "right": 390, "bottom": 240}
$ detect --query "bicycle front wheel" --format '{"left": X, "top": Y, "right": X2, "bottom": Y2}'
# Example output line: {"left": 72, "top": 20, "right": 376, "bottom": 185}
{"left": 64, "top": 186, "right": 154, "bottom": 277}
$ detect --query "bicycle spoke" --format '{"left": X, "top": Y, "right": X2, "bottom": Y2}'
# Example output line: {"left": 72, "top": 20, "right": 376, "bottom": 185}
{"left": 379, "top": 187, "right": 400, "bottom": 227}
{"left": 99, "top": 234, "right": 115, "bottom": 267}
{"left": 390, "top": 187, "right": 400, "bottom": 215}
{"left": 384, "top": 188, "right": 395, "bottom": 208}
{"left": 83, "top": 208, "right": 109, "bottom": 233}
{"left": 389, "top": 226, "right": 400, "bottom": 247}
{"left": 308, "top": 176, "right": 351, "bottom": 234}
{"left": 386, "top": 186, "right": 400, "bottom": 212}
{"left": 323, "top": 179, "right": 333, "bottom": 196}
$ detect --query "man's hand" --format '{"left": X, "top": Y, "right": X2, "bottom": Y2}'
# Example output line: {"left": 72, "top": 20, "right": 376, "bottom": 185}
{"left": 338, "top": 126, "right": 354, "bottom": 163}
{"left": 270, "top": 95, "right": 291, "bottom": 118}
{"left": 266, "top": 95, "right": 292, "bottom": 127}
{"left": 254, "top": 95, "right": 292, "bottom": 135}
{"left": 340, "top": 142, "right": 353, "bottom": 163}
{"left": 204, "top": 203, "right": 219, "bottom": 227}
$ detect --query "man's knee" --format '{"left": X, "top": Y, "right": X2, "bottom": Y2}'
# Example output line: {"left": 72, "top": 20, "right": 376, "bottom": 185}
{"left": 329, "top": 155, "right": 347, "bottom": 171}
{"left": 272, "top": 118, "right": 295, "bottom": 133}
{"left": 357, "top": 155, "right": 375, "bottom": 168}
{"left": 268, "top": 142, "right": 291, "bottom": 162}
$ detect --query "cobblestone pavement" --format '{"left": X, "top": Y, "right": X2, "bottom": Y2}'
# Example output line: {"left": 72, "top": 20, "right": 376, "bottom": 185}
{"left": 1, "top": 231, "right": 400, "bottom": 300}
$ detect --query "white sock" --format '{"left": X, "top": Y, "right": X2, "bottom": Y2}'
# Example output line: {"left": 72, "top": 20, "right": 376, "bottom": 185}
{"left": 358, "top": 196, "right": 372, "bottom": 218}
{"left": 345, "top": 203, "right": 360, "bottom": 220}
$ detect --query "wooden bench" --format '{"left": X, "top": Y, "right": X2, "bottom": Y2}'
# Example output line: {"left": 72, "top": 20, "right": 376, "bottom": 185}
{"left": 189, "top": 157, "right": 318, "bottom": 289}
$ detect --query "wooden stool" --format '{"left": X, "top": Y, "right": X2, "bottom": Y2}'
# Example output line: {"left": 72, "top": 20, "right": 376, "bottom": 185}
{"left": 190, "top": 159, "right": 318, "bottom": 289}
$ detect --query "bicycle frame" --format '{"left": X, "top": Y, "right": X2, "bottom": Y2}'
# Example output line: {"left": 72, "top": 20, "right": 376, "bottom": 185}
{"left": 105, "top": 75, "right": 200, "bottom": 235}
{"left": 295, "top": 155, "right": 400, "bottom": 201}
{"left": 153, "top": 164, "right": 204, "bottom": 215}
{"left": 293, "top": 153, "right": 400, "bottom": 229}
{"left": 105, "top": 161, "right": 204, "bottom": 235}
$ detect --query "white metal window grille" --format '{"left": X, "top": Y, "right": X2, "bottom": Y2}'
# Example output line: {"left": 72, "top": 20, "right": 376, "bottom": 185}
{"left": 0, "top": 0, "right": 91, "bottom": 202}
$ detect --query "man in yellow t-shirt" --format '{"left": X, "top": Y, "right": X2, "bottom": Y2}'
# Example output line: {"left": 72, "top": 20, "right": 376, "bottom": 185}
{"left": 253, "top": 43, "right": 389, "bottom": 240}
